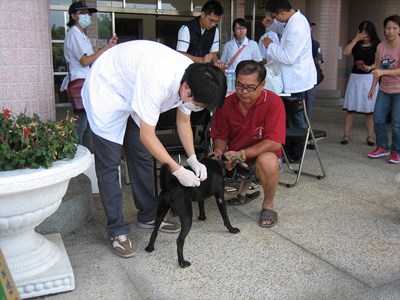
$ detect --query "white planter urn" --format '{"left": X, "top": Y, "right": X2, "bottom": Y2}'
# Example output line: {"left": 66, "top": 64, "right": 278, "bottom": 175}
{"left": 0, "top": 145, "right": 91, "bottom": 299}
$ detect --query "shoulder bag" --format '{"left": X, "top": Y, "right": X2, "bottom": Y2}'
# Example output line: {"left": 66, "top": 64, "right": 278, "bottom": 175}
{"left": 67, "top": 78, "right": 85, "bottom": 113}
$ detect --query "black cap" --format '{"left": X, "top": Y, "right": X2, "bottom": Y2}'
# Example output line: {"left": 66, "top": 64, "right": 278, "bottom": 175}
{"left": 68, "top": 2, "right": 98, "bottom": 15}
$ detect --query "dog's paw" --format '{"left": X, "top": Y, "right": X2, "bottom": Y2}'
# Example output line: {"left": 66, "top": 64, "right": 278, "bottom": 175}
{"left": 145, "top": 245, "right": 154, "bottom": 252}
{"left": 179, "top": 260, "right": 191, "bottom": 268}
{"left": 229, "top": 227, "right": 240, "bottom": 234}
{"left": 197, "top": 215, "right": 206, "bottom": 221}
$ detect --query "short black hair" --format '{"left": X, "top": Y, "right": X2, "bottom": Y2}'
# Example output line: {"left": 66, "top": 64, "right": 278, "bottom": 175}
{"left": 265, "top": 0, "right": 292, "bottom": 14}
{"left": 235, "top": 60, "right": 266, "bottom": 83}
{"left": 181, "top": 63, "right": 227, "bottom": 109}
{"left": 202, "top": 0, "right": 224, "bottom": 16}
{"left": 232, "top": 18, "right": 247, "bottom": 32}
{"left": 384, "top": 15, "right": 400, "bottom": 30}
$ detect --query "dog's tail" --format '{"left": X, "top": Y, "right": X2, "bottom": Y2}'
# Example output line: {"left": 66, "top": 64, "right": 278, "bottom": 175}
{"left": 159, "top": 163, "right": 177, "bottom": 192}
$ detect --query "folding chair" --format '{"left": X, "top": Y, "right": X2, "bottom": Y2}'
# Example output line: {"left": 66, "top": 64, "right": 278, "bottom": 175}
{"left": 153, "top": 108, "right": 212, "bottom": 195}
{"left": 280, "top": 97, "right": 326, "bottom": 188}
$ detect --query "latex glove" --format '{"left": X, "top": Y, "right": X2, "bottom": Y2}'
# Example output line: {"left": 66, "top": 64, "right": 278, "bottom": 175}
{"left": 187, "top": 154, "right": 207, "bottom": 181}
{"left": 172, "top": 166, "right": 201, "bottom": 187}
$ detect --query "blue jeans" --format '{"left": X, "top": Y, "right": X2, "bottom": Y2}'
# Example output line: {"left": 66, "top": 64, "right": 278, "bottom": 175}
{"left": 373, "top": 91, "right": 400, "bottom": 154}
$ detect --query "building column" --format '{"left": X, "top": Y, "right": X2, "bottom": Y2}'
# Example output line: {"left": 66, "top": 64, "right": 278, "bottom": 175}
{"left": 0, "top": 0, "right": 55, "bottom": 121}
{"left": 307, "top": 0, "right": 344, "bottom": 98}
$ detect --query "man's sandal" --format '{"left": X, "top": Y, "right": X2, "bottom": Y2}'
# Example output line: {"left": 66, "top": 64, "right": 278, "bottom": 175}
{"left": 259, "top": 209, "right": 278, "bottom": 228}
{"left": 226, "top": 191, "right": 260, "bottom": 206}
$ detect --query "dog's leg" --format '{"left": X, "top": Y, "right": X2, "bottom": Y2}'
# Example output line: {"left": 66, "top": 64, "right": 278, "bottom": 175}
{"left": 197, "top": 201, "right": 206, "bottom": 220}
{"left": 176, "top": 205, "right": 193, "bottom": 268}
{"left": 145, "top": 200, "right": 170, "bottom": 253}
{"left": 215, "top": 197, "right": 240, "bottom": 234}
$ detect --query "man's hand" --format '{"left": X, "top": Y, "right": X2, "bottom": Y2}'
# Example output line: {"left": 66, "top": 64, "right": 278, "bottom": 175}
{"left": 214, "top": 60, "right": 226, "bottom": 71}
{"left": 202, "top": 53, "right": 213, "bottom": 63}
{"left": 262, "top": 37, "right": 273, "bottom": 48}
{"left": 172, "top": 166, "right": 201, "bottom": 187}
{"left": 187, "top": 154, "right": 207, "bottom": 181}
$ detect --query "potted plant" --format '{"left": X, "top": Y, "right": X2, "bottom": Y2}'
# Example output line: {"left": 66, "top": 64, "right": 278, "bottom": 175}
{"left": 0, "top": 108, "right": 92, "bottom": 299}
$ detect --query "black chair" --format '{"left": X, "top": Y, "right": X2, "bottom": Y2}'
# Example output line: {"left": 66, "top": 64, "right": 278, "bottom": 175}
{"left": 153, "top": 108, "right": 212, "bottom": 195}
{"left": 281, "top": 97, "right": 326, "bottom": 188}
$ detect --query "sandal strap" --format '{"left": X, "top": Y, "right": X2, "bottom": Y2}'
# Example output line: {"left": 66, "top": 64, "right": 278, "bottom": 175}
{"left": 260, "top": 209, "right": 278, "bottom": 223}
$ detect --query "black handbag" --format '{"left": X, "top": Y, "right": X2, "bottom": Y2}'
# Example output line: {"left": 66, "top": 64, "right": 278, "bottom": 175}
{"left": 316, "top": 63, "right": 324, "bottom": 85}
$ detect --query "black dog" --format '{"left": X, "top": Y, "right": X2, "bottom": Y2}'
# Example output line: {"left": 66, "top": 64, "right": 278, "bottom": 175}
{"left": 145, "top": 157, "right": 240, "bottom": 268}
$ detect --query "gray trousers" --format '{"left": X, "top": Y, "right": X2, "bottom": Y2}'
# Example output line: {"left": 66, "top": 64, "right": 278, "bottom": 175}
{"left": 92, "top": 117, "right": 157, "bottom": 238}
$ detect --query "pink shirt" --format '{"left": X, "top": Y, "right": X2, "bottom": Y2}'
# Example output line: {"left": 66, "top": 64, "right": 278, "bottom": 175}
{"left": 376, "top": 41, "right": 400, "bottom": 94}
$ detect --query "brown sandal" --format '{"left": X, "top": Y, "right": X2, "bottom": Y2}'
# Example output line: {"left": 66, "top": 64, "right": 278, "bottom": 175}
{"left": 340, "top": 135, "right": 349, "bottom": 145}
{"left": 366, "top": 136, "right": 375, "bottom": 147}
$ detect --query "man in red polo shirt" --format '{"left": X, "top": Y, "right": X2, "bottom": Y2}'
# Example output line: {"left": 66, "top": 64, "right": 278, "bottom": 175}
{"left": 210, "top": 60, "right": 286, "bottom": 228}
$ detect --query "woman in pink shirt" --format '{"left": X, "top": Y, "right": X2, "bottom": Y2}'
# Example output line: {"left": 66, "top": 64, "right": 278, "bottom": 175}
{"left": 368, "top": 15, "right": 400, "bottom": 164}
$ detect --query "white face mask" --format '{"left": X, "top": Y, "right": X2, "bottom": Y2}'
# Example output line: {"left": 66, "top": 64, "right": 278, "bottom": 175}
{"left": 182, "top": 99, "right": 205, "bottom": 112}
{"left": 78, "top": 14, "right": 92, "bottom": 28}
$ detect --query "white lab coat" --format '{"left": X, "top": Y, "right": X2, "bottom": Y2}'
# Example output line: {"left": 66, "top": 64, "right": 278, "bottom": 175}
{"left": 220, "top": 37, "right": 263, "bottom": 71}
{"left": 258, "top": 31, "right": 280, "bottom": 63}
{"left": 81, "top": 40, "right": 193, "bottom": 144}
{"left": 61, "top": 26, "right": 95, "bottom": 91}
{"left": 267, "top": 10, "right": 317, "bottom": 93}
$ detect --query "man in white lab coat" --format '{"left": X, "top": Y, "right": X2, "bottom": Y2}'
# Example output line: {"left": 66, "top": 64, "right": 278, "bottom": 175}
{"left": 263, "top": 0, "right": 316, "bottom": 161}
{"left": 82, "top": 40, "right": 227, "bottom": 258}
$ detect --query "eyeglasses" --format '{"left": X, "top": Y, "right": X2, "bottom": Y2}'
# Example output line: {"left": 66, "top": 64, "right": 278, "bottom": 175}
{"left": 235, "top": 81, "right": 263, "bottom": 92}
{"left": 207, "top": 17, "right": 220, "bottom": 25}
{"left": 235, "top": 26, "right": 247, "bottom": 31}
{"left": 270, "top": 11, "right": 283, "bottom": 19}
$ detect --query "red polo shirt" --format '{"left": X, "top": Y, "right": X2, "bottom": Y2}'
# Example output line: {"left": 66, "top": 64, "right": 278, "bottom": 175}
{"left": 210, "top": 89, "right": 286, "bottom": 158}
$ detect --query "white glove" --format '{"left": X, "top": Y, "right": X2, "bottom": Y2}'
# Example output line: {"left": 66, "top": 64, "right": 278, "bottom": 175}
{"left": 172, "top": 166, "right": 201, "bottom": 187}
{"left": 187, "top": 154, "right": 207, "bottom": 181}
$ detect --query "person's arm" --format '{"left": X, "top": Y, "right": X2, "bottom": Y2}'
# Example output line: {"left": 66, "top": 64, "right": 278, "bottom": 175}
{"left": 368, "top": 54, "right": 381, "bottom": 100}
{"left": 140, "top": 117, "right": 202, "bottom": 186}
{"left": 211, "top": 138, "right": 227, "bottom": 159}
{"left": 176, "top": 108, "right": 208, "bottom": 181}
{"left": 343, "top": 31, "right": 363, "bottom": 56}
{"left": 139, "top": 120, "right": 181, "bottom": 173}
{"left": 224, "top": 139, "right": 281, "bottom": 161}
{"left": 175, "top": 108, "right": 196, "bottom": 157}
{"left": 79, "top": 35, "right": 118, "bottom": 66}
{"left": 179, "top": 51, "right": 213, "bottom": 63}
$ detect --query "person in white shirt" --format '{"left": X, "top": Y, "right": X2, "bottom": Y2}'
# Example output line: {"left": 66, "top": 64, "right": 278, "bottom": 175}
{"left": 220, "top": 18, "right": 263, "bottom": 72}
{"left": 63, "top": 2, "right": 117, "bottom": 149}
{"left": 176, "top": 0, "right": 225, "bottom": 69}
{"left": 263, "top": 0, "right": 317, "bottom": 161}
{"left": 82, "top": 40, "right": 227, "bottom": 258}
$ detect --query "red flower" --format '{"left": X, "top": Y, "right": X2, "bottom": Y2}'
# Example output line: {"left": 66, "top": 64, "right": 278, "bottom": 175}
{"left": 2, "top": 108, "right": 11, "bottom": 118}
{"left": 23, "top": 126, "right": 32, "bottom": 136}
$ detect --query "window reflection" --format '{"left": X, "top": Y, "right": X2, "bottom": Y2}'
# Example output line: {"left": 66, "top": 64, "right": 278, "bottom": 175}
{"left": 52, "top": 43, "right": 66, "bottom": 73}
{"left": 54, "top": 75, "right": 69, "bottom": 105}
{"left": 97, "top": 0, "right": 123, "bottom": 8}
{"left": 97, "top": 12, "right": 113, "bottom": 47}
{"left": 161, "top": 1, "right": 190, "bottom": 11}
{"left": 51, "top": 11, "right": 66, "bottom": 40}
{"left": 126, "top": 0, "right": 156, "bottom": 9}
{"left": 50, "top": 0, "right": 72, "bottom": 4}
